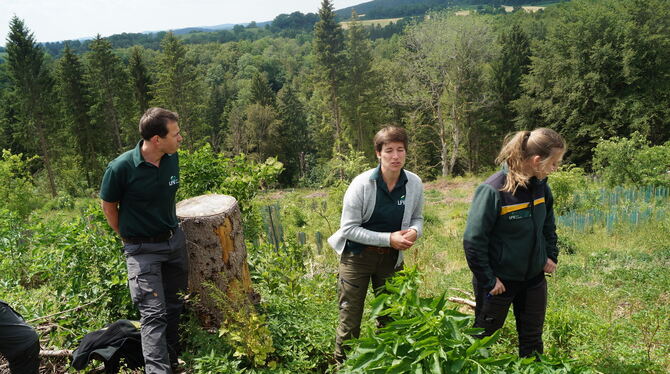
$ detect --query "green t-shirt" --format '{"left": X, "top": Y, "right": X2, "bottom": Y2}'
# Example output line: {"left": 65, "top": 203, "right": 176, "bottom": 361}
{"left": 345, "top": 166, "right": 407, "bottom": 253}
{"left": 100, "top": 140, "right": 180, "bottom": 238}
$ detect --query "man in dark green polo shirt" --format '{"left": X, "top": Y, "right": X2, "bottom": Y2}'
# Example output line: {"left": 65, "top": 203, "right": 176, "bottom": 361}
{"left": 100, "top": 107, "right": 187, "bottom": 374}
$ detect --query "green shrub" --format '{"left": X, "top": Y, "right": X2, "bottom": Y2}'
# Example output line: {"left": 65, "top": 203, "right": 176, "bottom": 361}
{"left": 248, "top": 241, "right": 337, "bottom": 371}
{"left": 179, "top": 143, "right": 284, "bottom": 206}
{"left": 41, "top": 191, "right": 76, "bottom": 211}
{"left": 0, "top": 202, "right": 133, "bottom": 348}
{"left": 52, "top": 153, "right": 92, "bottom": 198}
{"left": 300, "top": 145, "right": 372, "bottom": 187}
{"left": 181, "top": 315, "right": 244, "bottom": 373}
{"left": 0, "top": 149, "right": 42, "bottom": 216}
{"left": 549, "top": 164, "right": 589, "bottom": 215}
{"left": 0, "top": 208, "right": 31, "bottom": 286}
{"left": 260, "top": 280, "right": 336, "bottom": 372}
{"left": 593, "top": 133, "right": 670, "bottom": 188}
{"left": 179, "top": 143, "right": 283, "bottom": 240}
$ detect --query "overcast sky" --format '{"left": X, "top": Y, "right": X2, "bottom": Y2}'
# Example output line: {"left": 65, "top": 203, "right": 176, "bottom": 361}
{"left": 1, "top": 0, "right": 363, "bottom": 43}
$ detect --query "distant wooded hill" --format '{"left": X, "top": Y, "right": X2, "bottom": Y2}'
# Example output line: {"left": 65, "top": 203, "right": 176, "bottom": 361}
{"left": 38, "top": 13, "right": 317, "bottom": 56}
{"left": 336, "top": 0, "right": 565, "bottom": 18}
{"left": 23, "top": 0, "right": 568, "bottom": 57}
{"left": 158, "top": 21, "right": 271, "bottom": 35}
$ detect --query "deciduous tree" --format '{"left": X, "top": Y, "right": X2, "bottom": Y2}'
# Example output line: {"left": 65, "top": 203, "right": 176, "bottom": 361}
{"left": 514, "top": 0, "right": 670, "bottom": 166}
{"left": 393, "top": 13, "right": 494, "bottom": 176}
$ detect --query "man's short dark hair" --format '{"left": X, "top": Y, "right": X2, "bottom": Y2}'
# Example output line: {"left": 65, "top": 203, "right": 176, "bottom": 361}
{"left": 139, "top": 107, "right": 179, "bottom": 140}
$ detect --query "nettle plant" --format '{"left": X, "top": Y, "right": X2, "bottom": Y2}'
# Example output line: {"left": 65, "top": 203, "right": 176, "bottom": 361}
{"left": 341, "top": 268, "right": 593, "bottom": 374}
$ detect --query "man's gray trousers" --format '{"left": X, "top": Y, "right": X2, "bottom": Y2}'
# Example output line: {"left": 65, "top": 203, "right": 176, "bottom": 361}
{"left": 123, "top": 227, "right": 188, "bottom": 374}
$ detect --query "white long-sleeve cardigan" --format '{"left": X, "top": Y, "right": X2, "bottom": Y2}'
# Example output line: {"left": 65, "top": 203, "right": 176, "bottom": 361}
{"left": 327, "top": 167, "right": 425, "bottom": 269}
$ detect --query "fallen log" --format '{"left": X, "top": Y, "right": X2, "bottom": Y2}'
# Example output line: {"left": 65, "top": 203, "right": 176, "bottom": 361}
{"left": 39, "top": 349, "right": 73, "bottom": 357}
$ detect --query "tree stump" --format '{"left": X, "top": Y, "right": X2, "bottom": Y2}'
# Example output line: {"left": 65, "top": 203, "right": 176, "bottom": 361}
{"left": 176, "top": 194, "right": 258, "bottom": 327}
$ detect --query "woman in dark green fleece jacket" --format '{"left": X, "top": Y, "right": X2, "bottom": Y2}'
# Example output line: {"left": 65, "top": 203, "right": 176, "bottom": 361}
{"left": 463, "top": 128, "right": 565, "bottom": 357}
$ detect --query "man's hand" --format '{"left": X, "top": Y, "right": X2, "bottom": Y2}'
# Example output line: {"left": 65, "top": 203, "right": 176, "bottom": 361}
{"left": 390, "top": 230, "right": 413, "bottom": 250}
{"left": 490, "top": 277, "right": 506, "bottom": 295}
{"left": 544, "top": 258, "right": 557, "bottom": 274}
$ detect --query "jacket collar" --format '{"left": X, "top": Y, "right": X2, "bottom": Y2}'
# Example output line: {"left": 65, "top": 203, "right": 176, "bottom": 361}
{"left": 501, "top": 163, "right": 545, "bottom": 185}
{"left": 370, "top": 164, "right": 408, "bottom": 183}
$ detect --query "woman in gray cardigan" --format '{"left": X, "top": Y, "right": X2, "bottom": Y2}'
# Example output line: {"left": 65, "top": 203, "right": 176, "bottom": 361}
{"left": 328, "top": 126, "right": 424, "bottom": 363}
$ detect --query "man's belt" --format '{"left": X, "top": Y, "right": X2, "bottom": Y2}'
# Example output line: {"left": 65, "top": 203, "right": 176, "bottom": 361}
{"left": 363, "top": 245, "right": 393, "bottom": 255}
{"left": 122, "top": 229, "right": 174, "bottom": 244}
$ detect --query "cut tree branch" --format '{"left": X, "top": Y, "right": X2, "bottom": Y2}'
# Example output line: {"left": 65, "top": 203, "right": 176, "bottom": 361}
{"left": 27, "top": 296, "right": 103, "bottom": 323}
{"left": 448, "top": 296, "right": 476, "bottom": 309}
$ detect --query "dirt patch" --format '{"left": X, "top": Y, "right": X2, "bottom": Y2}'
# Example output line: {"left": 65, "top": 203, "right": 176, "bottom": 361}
{"left": 305, "top": 191, "right": 327, "bottom": 199}
{"left": 426, "top": 179, "right": 477, "bottom": 192}
{"left": 522, "top": 6, "right": 545, "bottom": 13}
{"left": 263, "top": 190, "right": 287, "bottom": 200}
{"left": 340, "top": 17, "right": 403, "bottom": 30}
{"left": 614, "top": 301, "right": 632, "bottom": 319}
{"left": 425, "top": 179, "right": 478, "bottom": 203}
{"left": 501, "top": 5, "right": 545, "bottom": 13}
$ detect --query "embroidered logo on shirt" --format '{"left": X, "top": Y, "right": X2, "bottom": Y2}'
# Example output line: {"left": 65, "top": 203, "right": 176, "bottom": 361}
{"left": 169, "top": 176, "right": 179, "bottom": 186}
{"left": 398, "top": 195, "right": 406, "bottom": 206}
{"left": 507, "top": 209, "right": 531, "bottom": 220}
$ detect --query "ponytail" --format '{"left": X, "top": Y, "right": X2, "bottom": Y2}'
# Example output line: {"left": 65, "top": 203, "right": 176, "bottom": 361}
{"left": 496, "top": 128, "right": 565, "bottom": 194}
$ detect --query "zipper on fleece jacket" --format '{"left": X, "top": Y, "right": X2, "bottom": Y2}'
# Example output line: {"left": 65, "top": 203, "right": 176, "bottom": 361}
{"left": 525, "top": 182, "right": 538, "bottom": 280}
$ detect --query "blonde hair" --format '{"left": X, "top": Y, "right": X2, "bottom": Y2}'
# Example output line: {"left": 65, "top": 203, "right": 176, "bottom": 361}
{"left": 496, "top": 128, "right": 566, "bottom": 193}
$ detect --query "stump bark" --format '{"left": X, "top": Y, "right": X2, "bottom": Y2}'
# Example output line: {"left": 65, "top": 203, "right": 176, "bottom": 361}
{"left": 176, "top": 194, "right": 258, "bottom": 327}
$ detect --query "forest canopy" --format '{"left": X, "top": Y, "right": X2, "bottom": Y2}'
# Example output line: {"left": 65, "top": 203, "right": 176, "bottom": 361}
{"left": 0, "top": 0, "right": 668, "bottom": 195}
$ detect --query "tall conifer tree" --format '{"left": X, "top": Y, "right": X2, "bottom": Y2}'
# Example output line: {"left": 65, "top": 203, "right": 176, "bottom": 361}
{"left": 6, "top": 16, "right": 58, "bottom": 196}
{"left": 56, "top": 44, "right": 99, "bottom": 187}
{"left": 250, "top": 71, "right": 276, "bottom": 107}
{"left": 86, "top": 35, "right": 134, "bottom": 152}
{"left": 152, "top": 32, "right": 204, "bottom": 147}
{"left": 129, "top": 46, "right": 153, "bottom": 115}
{"left": 342, "top": 11, "right": 380, "bottom": 159}
{"left": 314, "top": 0, "right": 346, "bottom": 154}
{"left": 490, "top": 24, "right": 531, "bottom": 134}
{"left": 276, "top": 83, "right": 310, "bottom": 185}
{"left": 204, "top": 82, "right": 231, "bottom": 152}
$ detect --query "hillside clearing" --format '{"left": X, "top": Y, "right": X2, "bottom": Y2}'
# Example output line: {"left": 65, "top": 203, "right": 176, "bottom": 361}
{"left": 340, "top": 17, "right": 403, "bottom": 29}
